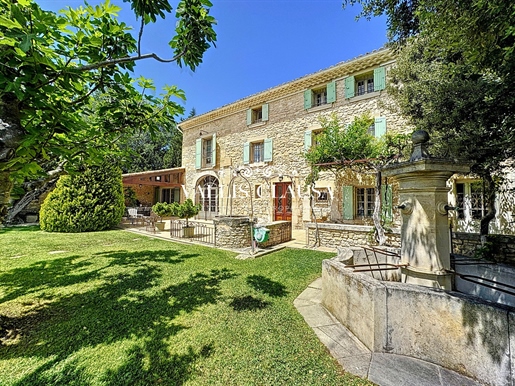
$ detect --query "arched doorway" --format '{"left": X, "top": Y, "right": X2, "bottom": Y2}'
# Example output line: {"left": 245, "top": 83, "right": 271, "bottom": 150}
{"left": 195, "top": 175, "right": 219, "bottom": 220}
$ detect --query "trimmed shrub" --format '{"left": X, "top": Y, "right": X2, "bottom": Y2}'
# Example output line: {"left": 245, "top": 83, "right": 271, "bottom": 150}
{"left": 40, "top": 163, "right": 125, "bottom": 232}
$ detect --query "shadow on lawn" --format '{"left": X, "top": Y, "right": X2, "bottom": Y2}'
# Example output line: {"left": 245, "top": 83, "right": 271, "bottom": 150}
{"left": 0, "top": 248, "right": 236, "bottom": 385}
{"left": 0, "top": 249, "right": 197, "bottom": 304}
{"left": 246, "top": 275, "right": 288, "bottom": 298}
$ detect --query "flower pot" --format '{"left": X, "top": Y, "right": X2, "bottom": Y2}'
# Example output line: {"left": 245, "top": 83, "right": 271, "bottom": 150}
{"left": 182, "top": 226, "right": 194, "bottom": 238}
{"left": 155, "top": 222, "right": 165, "bottom": 231}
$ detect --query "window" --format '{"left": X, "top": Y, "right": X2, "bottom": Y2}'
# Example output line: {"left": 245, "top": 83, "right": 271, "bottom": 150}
{"left": 195, "top": 134, "right": 217, "bottom": 169}
{"left": 203, "top": 138, "right": 213, "bottom": 166}
{"left": 304, "top": 81, "right": 336, "bottom": 109}
{"left": 252, "top": 141, "right": 264, "bottom": 163}
{"left": 304, "top": 128, "right": 324, "bottom": 151}
{"left": 356, "top": 188, "right": 375, "bottom": 217}
{"left": 342, "top": 185, "right": 392, "bottom": 221}
{"left": 345, "top": 67, "right": 386, "bottom": 99}
{"left": 161, "top": 188, "right": 180, "bottom": 204}
{"left": 456, "top": 181, "right": 485, "bottom": 220}
{"left": 313, "top": 87, "right": 327, "bottom": 106}
{"left": 243, "top": 138, "right": 273, "bottom": 164}
{"left": 357, "top": 76, "right": 374, "bottom": 96}
{"left": 367, "top": 117, "right": 387, "bottom": 138}
{"left": 254, "top": 184, "right": 262, "bottom": 199}
{"left": 314, "top": 187, "right": 329, "bottom": 205}
{"left": 247, "top": 104, "right": 269, "bottom": 125}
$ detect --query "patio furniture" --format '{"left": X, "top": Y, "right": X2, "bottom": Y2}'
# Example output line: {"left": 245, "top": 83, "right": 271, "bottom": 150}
{"left": 144, "top": 213, "right": 160, "bottom": 233}
{"left": 128, "top": 208, "right": 139, "bottom": 225}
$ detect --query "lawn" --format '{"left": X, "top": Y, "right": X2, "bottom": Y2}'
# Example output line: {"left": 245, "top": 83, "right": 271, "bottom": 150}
{"left": 0, "top": 226, "right": 372, "bottom": 385}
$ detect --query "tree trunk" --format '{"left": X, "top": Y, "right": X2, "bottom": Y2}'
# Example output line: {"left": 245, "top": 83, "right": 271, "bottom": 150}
{"left": 479, "top": 173, "right": 496, "bottom": 245}
{"left": 373, "top": 170, "right": 386, "bottom": 245}
{"left": 0, "top": 93, "right": 25, "bottom": 225}
{"left": 6, "top": 175, "right": 60, "bottom": 223}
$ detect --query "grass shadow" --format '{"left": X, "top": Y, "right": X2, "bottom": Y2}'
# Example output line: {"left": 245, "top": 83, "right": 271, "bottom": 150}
{"left": 1, "top": 247, "right": 236, "bottom": 382}
{"left": 246, "top": 275, "right": 288, "bottom": 298}
{"left": 229, "top": 295, "right": 270, "bottom": 312}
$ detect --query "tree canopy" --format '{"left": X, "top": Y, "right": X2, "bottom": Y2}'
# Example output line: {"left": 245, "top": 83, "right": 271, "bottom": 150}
{"left": 344, "top": 0, "right": 515, "bottom": 235}
{"left": 304, "top": 113, "right": 409, "bottom": 245}
{"left": 0, "top": 0, "right": 216, "bottom": 224}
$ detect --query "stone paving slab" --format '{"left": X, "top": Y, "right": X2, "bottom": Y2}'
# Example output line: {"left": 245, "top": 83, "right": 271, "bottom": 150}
{"left": 294, "top": 278, "right": 484, "bottom": 386}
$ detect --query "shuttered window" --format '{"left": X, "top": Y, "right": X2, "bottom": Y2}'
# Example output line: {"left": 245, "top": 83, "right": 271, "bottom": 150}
{"left": 195, "top": 134, "right": 216, "bottom": 169}
{"left": 247, "top": 104, "right": 269, "bottom": 125}
{"left": 304, "top": 81, "right": 336, "bottom": 109}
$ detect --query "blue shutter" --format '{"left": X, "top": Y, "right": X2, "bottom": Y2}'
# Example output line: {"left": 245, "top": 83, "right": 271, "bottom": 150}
{"left": 211, "top": 133, "right": 217, "bottom": 167}
{"left": 243, "top": 142, "right": 250, "bottom": 164}
{"left": 246, "top": 109, "right": 252, "bottom": 125}
{"left": 327, "top": 81, "right": 336, "bottom": 103}
{"left": 195, "top": 138, "right": 202, "bottom": 169}
{"left": 345, "top": 76, "right": 355, "bottom": 99}
{"left": 304, "top": 130, "right": 312, "bottom": 152}
{"left": 264, "top": 138, "right": 273, "bottom": 162}
{"left": 262, "top": 103, "right": 269, "bottom": 121}
{"left": 304, "top": 89, "right": 312, "bottom": 109}
{"left": 374, "top": 117, "right": 387, "bottom": 138}
{"left": 374, "top": 67, "right": 386, "bottom": 91}
{"left": 342, "top": 185, "right": 354, "bottom": 220}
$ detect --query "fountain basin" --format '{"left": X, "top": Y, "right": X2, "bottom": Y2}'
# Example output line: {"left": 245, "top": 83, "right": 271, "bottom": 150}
{"left": 322, "top": 258, "right": 515, "bottom": 386}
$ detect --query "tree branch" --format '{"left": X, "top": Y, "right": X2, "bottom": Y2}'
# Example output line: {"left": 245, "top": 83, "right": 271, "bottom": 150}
{"left": 77, "top": 50, "right": 187, "bottom": 72}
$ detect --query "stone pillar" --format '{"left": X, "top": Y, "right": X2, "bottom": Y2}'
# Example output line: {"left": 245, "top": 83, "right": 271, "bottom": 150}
{"left": 383, "top": 131, "right": 469, "bottom": 290}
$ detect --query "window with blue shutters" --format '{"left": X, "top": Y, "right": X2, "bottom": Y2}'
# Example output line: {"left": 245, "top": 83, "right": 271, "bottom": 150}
{"left": 195, "top": 133, "right": 216, "bottom": 169}
{"left": 346, "top": 67, "right": 386, "bottom": 99}
{"left": 304, "top": 81, "right": 336, "bottom": 109}
{"left": 244, "top": 138, "right": 273, "bottom": 164}
{"left": 247, "top": 104, "right": 269, "bottom": 125}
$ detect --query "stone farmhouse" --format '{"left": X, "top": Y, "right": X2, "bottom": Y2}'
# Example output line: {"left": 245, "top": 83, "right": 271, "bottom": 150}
{"left": 123, "top": 47, "right": 514, "bottom": 247}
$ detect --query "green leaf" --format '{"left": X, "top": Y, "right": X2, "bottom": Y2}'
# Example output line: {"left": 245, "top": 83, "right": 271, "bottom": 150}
{"left": 19, "top": 34, "right": 33, "bottom": 52}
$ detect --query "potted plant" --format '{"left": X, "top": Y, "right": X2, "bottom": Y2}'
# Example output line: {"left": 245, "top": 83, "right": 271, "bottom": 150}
{"left": 151, "top": 202, "right": 174, "bottom": 231}
{"left": 174, "top": 199, "right": 201, "bottom": 238}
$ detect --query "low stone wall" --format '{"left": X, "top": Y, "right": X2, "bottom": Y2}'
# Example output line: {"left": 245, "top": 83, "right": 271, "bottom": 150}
{"left": 256, "top": 221, "right": 292, "bottom": 248}
{"left": 306, "top": 222, "right": 401, "bottom": 248}
{"left": 322, "top": 258, "right": 514, "bottom": 386}
{"left": 213, "top": 216, "right": 252, "bottom": 249}
{"left": 453, "top": 232, "right": 515, "bottom": 263}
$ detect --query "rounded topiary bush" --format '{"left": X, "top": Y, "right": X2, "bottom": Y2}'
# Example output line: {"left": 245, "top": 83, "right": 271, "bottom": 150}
{"left": 40, "top": 163, "right": 125, "bottom": 232}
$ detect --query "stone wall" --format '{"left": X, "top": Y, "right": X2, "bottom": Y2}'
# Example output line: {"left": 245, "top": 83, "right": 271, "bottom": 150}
{"left": 453, "top": 232, "right": 515, "bottom": 263}
{"left": 181, "top": 56, "right": 411, "bottom": 230}
{"left": 322, "top": 258, "right": 514, "bottom": 386}
{"left": 213, "top": 216, "right": 252, "bottom": 249}
{"left": 125, "top": 183, "right": 154, "bottom": 206}
{"left": 256, "top": 221, "right": 292, "bottom": 248}
{"left": 306, "top": 222, "right": 401, "bottom": 248}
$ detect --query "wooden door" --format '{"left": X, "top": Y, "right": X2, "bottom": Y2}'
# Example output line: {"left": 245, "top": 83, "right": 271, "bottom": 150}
{"left": 274, "top": 182, "right": 292, "bottom": 221}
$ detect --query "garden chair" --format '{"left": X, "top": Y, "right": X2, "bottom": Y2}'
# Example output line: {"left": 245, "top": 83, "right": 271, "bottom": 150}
{"left": 144, "top": 213, "right": 160, "bottom": 233}
{"left": 128, "top": 208, "right": 138, "bottom": 225}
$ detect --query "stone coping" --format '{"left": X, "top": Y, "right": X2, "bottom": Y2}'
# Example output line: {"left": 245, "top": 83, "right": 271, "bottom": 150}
{"left": 306, "top": 222, "right": 400, "bottom": 234}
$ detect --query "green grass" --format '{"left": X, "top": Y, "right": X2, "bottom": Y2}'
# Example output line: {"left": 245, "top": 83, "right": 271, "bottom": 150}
{"left": 0, "top": 226, "right": 372, "bottom": 386}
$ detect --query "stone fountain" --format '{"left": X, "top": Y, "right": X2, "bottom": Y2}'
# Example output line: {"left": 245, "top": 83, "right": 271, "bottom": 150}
{"left": 321, "top": 131, "right": 515, "bottom": 385}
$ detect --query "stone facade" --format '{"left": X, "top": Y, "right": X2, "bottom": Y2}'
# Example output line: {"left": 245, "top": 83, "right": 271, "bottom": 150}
{"left": 179, "top": 48, "right": 410, "bottom": 230}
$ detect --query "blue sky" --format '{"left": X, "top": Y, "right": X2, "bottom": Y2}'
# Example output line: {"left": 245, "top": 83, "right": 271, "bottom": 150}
{"left": 37, "top": 0, "right": 387, "bottom": 118}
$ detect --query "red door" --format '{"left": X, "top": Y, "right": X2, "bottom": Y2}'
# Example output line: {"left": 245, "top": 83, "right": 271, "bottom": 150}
{"left": 274, "top": 182, "right": 292, "bottom": 221}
